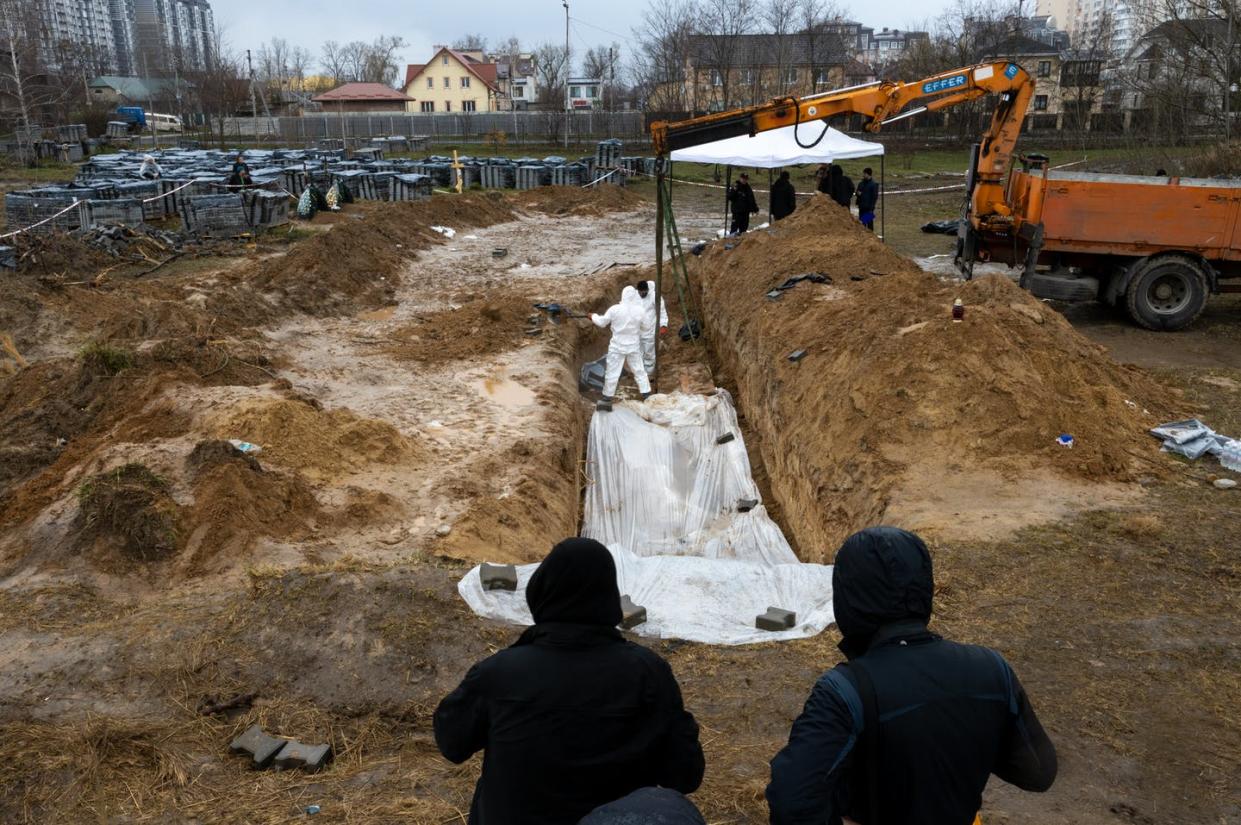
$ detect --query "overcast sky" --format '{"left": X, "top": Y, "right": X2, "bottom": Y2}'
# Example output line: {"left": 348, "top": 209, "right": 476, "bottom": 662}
{"left": 209, "top": 0, "right": 948, "bottom": 78}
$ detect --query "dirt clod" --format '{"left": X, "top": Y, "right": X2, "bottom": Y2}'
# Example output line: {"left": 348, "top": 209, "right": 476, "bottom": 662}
{"left": 76, "top": 463, "right": 181, "bottom": 562}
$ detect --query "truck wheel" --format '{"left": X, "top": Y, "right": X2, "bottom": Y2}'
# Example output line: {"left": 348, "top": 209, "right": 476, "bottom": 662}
{"left": 1124, "top": 255, "right": 1209, "bottom": 331}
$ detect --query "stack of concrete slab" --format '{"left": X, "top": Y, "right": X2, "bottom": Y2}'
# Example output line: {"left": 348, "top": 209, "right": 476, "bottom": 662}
{"left": 114, "top": 180, "right": 164, "bottom": 220}
{"left": 180, "top": 194, "right": 249, "bottom": 237}
{"left": 243, "top": 189, "right": 290, "bottom": 228}
{"left": 106, "top": 121, "right": 130, "bottom": 139}
{"left": 552, "top": 163, "right": 588, "bottom": 187}
{"left": 56, "top": 124, "right": 88, "bottom": 142}
{"left": 4, "top": 191, "right": 86, "bottom": 232}
{"left": 596, "top": 139, "right": 623, "bottom": 168}
{"left": 81, "top": 198, "right": 144, "bottom": 227}
{"left": 516, "top": 164, "right": 553, "bottom": 190}
{"left": 390, "top": 174, "right": 433, "bottom": 201}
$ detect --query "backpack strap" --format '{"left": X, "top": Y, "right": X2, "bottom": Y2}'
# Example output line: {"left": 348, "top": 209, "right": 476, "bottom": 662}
{"left": 849, "top": 659, "right": 882, "bottom": 825}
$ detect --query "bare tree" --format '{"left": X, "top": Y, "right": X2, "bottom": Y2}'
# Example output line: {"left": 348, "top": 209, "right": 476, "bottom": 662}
{"left": 533, "top": 42, "right": 571, "bottom": 106}
{"left": 797, "top": 0, "right": 847, "bottom": 96}
{"left": 341, "top": 41, "right": 369, "bottom": 81}
{"left": 631, "top": 0, "right": 699, "bottom": 111}
{"left": 765, "top": 0, "right": 798, "bottom": 100}
{"left": 192, "top": 23, "right": 248, "bottom": 145}
{"left": 321, "top": 40, "right": 348, "bottom": 84}
{"left": 1060, "top": 10, "right": 1113, "bottom": 144}
{"left": 1126, "top": 0, "right": 1239, "bottom": 140}
{"left": 454, "top": 34, "right": 489, "bottom": 51}
{"left": 360, "top": 35, "right": 407, "bottom": 85}
{"left": 698, "top": 0, "right": 757, "bottom": 110}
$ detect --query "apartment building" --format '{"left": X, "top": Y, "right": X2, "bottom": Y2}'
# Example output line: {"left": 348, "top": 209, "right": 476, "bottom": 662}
{"left": 31, "top": 0, "right": 214, "bottom": 75}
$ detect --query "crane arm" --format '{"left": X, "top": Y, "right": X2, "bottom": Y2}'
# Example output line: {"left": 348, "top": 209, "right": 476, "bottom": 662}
{"left": 650, "top": 62, "right": 1034, "bottom": 221}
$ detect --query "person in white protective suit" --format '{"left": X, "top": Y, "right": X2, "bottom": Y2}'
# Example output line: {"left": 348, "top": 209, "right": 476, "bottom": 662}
{"left": 634, "top": 280, "right": 668, "bottom": 374}
{"left": 591, "top": 285, "right": 651, "bottom": 407}
{"left": 138, "top": 155, "right": 162, "bottom": 180}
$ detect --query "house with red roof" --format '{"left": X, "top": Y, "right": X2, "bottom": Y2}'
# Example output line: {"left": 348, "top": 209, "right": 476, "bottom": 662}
{"left": 402, "top": 47, "right": 501, "bottom": 113}
{"left": 312, "top": 82, "right": 414, "bottom": 113}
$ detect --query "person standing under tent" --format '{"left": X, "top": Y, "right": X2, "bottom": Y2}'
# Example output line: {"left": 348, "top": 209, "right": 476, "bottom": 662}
{"left": 829, "top": 164, "right": 854, "bottom": 209}
{"left": 855, "top": 167, "right": 879, "bottom": 231}
{"left": 634, "top": 280, "right": 668, "bottom": 375}
{"left": 815, "top": 164, "right": 832, "bottom": 196}
{"left": 591, "top": 285, "right": 652, "bottom": 407}
{"left": 727, "top": 173, "right": 759, "bottom": 235}
{"left": 771, "top": 170, "right": 797, "bottom": 221}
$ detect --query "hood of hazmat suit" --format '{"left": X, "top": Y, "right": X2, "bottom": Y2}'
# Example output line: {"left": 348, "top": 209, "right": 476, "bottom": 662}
{"left": 594, "top": 285, "right": 645, "bottom": 354}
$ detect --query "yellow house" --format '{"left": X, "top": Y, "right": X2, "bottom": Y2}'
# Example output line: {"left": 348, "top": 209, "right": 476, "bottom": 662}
{"left": 403, "top": 47, "right": 501, "bottom": 113}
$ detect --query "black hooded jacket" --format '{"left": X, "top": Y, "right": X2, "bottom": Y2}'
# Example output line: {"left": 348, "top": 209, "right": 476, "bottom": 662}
{"left": 771, "top": 175, "right": 797, "bottom": 220}
{"left": 766, "top": 527, "right": 1057, "bottom": 825}
{"left": 434, "top": 538, "right": 705, "bottom": 825}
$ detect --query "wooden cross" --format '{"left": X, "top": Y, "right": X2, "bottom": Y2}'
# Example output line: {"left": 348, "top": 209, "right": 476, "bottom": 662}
{"left": 452, "top": 150, "right": 464, "bottom": 194}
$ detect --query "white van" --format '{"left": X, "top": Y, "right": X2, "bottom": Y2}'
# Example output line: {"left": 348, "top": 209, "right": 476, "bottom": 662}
{"left": 148, "top": 113, "right": 183, "bottom": 133}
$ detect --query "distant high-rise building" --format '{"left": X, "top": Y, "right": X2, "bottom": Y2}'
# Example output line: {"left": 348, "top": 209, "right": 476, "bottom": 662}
{"left": 34, "top": 0, "right": 214, "bottom": 75}
{"left": 1035, "top": 0, "right": 1139, "bottom": 56}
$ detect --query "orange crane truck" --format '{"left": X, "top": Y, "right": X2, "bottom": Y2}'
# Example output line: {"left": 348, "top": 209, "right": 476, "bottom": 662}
{"left": 983, "top": 161, "right": 1241, "bottom": 330}
{"left": 651, "top": 61, "right": 1240, "bottom": 331}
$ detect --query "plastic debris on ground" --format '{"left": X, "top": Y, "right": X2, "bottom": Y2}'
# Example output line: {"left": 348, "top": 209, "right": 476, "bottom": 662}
{"left": 1151, "top": 418, "right": 1241, "bottom": 469}
{"left": 430, "top": 225, "right": 455, "bottom": 238}
{"left": 458, "top": 391, "right": 835, "bottom": 645}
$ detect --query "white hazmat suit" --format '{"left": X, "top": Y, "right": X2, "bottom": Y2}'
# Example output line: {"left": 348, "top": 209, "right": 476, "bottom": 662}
{"left": 591, "top": 285, "right": 651, "bottom": 398}
{"left": 637, "top": 280, "right": 669, "bottom": 374}
{"left": 139, "top": 155, "right": 162, "bottom": 180}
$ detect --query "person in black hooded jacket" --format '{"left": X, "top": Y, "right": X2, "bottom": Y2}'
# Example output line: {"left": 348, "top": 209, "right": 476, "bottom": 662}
{"left": 766, "top": 526, "right": 1057, "bottom": 825}
{"left": 434, "top": 537, "right": 705, "bottom": 825}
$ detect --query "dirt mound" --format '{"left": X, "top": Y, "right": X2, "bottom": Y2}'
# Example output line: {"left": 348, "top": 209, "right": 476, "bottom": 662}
{"left": 385, "top": 290, "right": 537, "bottom": 365}
{"left": 183, "top": 458, "right": 320, "bottom": 572}
{"left": 511, "top": 185, "right": 646, "bottom": 216}
{"left": 205, "top": 398, "right": 423, "bottom": 481}
{"left": 187, "top": 439, "right": 261, "bottom": 475}
{"left": 695, "top": 195, "right": 1173, "bottom": 560}
{"left": 10, "top": 231, "right": 111, "bottom": 277}
{"left": 75, "top": 463, "right": 182, "bottom": 562}
{"left": 228, "top": 194, "right": 518, "bottom": 321}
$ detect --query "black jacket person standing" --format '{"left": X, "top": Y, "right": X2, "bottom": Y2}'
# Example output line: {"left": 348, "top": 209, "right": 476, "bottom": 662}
{"left": 771, "top": 171, "right": 796, "bottom": 221}
{"left": 434, "top": 538, "right": 705, "bottom": 825}
{"left": 728, "top": 173, "right": 759, "bottom": 235}
{"left": 766, "top": 527, "right": 1057, "bottom": 825}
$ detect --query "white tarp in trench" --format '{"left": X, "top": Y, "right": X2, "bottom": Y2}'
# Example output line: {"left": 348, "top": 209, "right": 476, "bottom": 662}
{"left": 458, "top": 391, "right": 835, "bottom": 645}
{"left": 669, "top": 124, "right": 884, "bottom": 168}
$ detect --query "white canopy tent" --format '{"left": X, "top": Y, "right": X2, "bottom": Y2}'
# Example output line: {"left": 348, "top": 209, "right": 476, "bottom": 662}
{"left": 670, "top": 124, "right": 883, "bottom": 167}
{"left": 668, "top": 124, "right": 887, "bottom": 238}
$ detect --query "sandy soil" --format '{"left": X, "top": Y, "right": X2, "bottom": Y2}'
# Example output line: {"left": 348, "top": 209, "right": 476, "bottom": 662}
{"left": 0, "top": 187, "right": 1237, "bottom": 825}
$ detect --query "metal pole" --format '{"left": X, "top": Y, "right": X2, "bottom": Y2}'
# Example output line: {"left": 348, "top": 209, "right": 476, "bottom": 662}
{"left": 724, "top": 165, "right": 732, "bottom": 235}
{"left": 564, "top": 0, "right": 570, "bottom": 149}
{"left": 1227, "top": 12, "right": 1234, "bottom": 142}
{"left": 654, "top": 163, "right": 665, "bottom": 391}
{"left": 880, "top": 154, "right": 886, "bottom": 242}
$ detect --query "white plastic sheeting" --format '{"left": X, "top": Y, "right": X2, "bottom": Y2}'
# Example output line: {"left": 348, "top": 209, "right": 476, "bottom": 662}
{"left": 458, "top": 391, "right": 836, "bottom": 645}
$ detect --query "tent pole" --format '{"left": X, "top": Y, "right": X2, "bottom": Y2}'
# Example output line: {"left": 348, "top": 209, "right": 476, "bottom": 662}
{"left": 768, "top": 168, "right": 773, "bottom": 222}
{"left": 724, "top": 165, "right": 731, "bottom": 236}
{"left": 880, "top": 154, "right": 886, "bottom": 243}
{"left": 654, "top": 163, "right": 665, "bottom": 392}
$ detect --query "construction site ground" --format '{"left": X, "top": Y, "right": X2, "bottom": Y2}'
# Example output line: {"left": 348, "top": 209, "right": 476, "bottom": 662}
{"left": 0, "top": 180, "right": 1238, "bottom": 825}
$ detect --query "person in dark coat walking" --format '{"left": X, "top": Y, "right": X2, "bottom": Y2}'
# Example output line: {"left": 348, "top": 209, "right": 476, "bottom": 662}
{"left": 766, "top": 526, "right": 1057, "bottom": 825}
{"left": 828, "top": 164, "right": 854, "bottom": 209}
{"left": 727, "top": 173, "right": 759, "bottom": 235}
{"left": 770, "top": 170, "right": 796, "bottom": 220}
{"left": 434, "top": 537, "right": 705, "bottom": 825}
{"left": 855, "top": 167, "right": 879, "bottom": 231}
